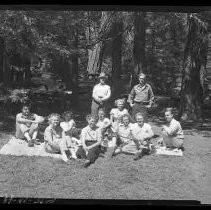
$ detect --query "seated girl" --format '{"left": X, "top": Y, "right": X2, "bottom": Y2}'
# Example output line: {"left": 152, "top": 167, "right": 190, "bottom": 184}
{"left": 60, "top": 111, "right": 81, "bottom": 159}
{"left": 76, "top": 114, "right": 102, "bottom": 168}
{"left": 110, "top": 98, "right": 129, "bottom": 132}
{"left": 111, "top": 113, "right": 134, "bottom": 157}
{"left": 44, "top": 113, "right": 71, "bottom": 163}
{"left": 96, "top": 108, "right": 114, "bottom": 149}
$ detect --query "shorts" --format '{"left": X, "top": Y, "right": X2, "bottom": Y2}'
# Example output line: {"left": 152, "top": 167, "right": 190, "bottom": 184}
{"left": 16, "top": 123, "right": 39, "bottom": 139}
{"left": 45, "top": 137, "right": 68, "bottom": 154}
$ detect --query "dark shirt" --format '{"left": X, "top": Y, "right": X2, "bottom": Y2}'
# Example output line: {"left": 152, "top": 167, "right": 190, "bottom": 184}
{"left": 128, "top": 83, "right": 154, "bottom": 104}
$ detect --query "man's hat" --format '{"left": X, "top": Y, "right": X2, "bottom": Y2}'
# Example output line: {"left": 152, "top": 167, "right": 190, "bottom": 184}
{"left": 98, "top": 72, "right": 108, "bottom": 79}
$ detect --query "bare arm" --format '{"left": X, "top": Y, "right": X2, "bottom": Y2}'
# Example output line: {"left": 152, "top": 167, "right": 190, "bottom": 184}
{"left": 16, "top": 115, "right": 34, "bottom": 124}
{"left": 80, "top": 129, "right": 88, "bottom": 150}
{"left": 110, "top": 110, "right": 114, "bottom": 123}
{"left": 34, "top": 115, "right": 45, "bottom": 123}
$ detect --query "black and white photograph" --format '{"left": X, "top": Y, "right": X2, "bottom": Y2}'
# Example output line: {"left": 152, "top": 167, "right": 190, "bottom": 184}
{"left": 0, "top": 5, "right": 210, "bottom": 205}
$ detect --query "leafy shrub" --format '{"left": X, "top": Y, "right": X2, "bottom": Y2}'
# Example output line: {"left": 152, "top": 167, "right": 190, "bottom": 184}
{"left": 8, "top": 89, "right": 30, "bottom": 104}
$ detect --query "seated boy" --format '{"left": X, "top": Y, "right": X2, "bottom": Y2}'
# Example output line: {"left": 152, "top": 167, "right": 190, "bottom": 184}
{"left": 15, "top": 103, "right": 45, "bottom": 147}
{"left": 96, "top": 108, "right": 114, "bottom": 149}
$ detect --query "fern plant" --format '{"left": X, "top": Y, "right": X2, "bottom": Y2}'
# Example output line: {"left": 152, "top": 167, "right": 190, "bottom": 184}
{"left": 9, "top": 89, "right": 30, "bottom": 103}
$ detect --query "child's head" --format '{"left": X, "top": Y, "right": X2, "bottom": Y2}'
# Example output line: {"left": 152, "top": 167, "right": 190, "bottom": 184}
{"left": 165, "top": 107, "right": 174, "bottom": 122}
{"left": 121, "top": 114, "right": 131, "bottom": 126}
{"left": 21, "top": 103, "right": 31, "bottom": 116}
{"left": 98, "top": 108, "right": 105, "bottom": 120}
{"left": 48, "top": 113, "right": 61, "bottom": 127}
{"left": 115, "top": 98, "right": 125, "bottom": 110}
{"left": 86, "top": 114, "right": 97, "bottom": 128}
{"left": 135, "top": 112, "right": 144, "bottom": 126}
{"left": 62, "top": 111, "right": 73, "bottom": 122}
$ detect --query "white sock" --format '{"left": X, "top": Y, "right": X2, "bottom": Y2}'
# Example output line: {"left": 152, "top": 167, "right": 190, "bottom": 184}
{"left": 62, "top": 153, "right": 68, "bottom": 162}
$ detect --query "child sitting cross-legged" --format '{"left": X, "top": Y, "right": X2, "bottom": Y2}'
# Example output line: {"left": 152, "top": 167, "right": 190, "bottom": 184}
{"left": 44, "top": 113, "right": 71, "bottom": 163}
{"left": 96, "top": 108, "right": 116, "bottom": 152}
{"left": 60, "top": 111, "right": 82, "bottom": 159}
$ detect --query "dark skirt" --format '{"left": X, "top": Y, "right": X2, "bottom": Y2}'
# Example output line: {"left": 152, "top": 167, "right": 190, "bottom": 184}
{"left": 76, "top": 140, "right": 101, "bottom": 163}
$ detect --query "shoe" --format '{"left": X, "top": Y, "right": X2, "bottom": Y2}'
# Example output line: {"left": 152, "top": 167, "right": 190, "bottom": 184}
{"left": 62, "top": 154, "right": 69, "bottom": 162}
{"left": 33, "top": 139, "right": 41, "bottom": 145}
{"left": 84, "top": 160, "right": 91, "bottom": 168}
{"left": 180, "top": 146, "right": 185, "bottom": 151}
{"left": 71, "top": 154, "right": 77, "bottom": 160}
{"left": 133, "top": 151, "right": 142, "bottom": 161}
{"left": 142, "top": 147, "right": 150, "bottom": 155}
{"left": 28, "top": 140, "right": 34, "bottom": 147}
{"left": 112, "top": 147, "right": 121, "bottom": 157}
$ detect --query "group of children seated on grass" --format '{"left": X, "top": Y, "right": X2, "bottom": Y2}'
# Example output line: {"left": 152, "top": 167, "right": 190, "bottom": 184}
{"left": 15, "top": 98, "right": 184, "bottom": 168}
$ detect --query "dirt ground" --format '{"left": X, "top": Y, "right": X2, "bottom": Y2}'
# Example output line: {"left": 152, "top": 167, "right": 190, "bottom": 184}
{"left": 0, "top": 106, "right": 211, "bottom": 204}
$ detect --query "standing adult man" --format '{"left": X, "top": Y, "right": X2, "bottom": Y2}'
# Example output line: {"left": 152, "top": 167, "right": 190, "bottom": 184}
{"left": 127, "top": 73, "right": 154, "bottom": 122}
{"left": 91, "top": 72, "right": 111, "bottom": 119}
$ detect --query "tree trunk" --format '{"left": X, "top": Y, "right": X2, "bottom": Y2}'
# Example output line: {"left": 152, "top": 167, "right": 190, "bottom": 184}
{"left": 0, "top": 37, "right": 11, "bottom": 87}
{"left": 3, "top": 52, "right": 11, "bottom": 87}
{"left": 111, "top": 21, "right": 123, "bottom": 99}
{"left": 23, "top": 57, "right": 31, "bottom": 88}
{"left": 86, "top": 11, "right": 113, "bottom": 75}
{"left": 70, "top": 27, "right": 79, "bottom": 109}
{"left": 180, "top": 56, "right": 203, "bottom": 121}
{"left": 133, "top": 12, "right": 146, "bottom": 75}
{"left": 179, "top": 14, "right": 208, "bottom": 122}
{"left": 0, "top": 37, "right": 4, "bottom": 83}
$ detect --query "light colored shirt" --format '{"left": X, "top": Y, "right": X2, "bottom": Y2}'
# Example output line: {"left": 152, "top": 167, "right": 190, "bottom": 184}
{"left": 44, "top": 125, "right": 63, "bottom": 143}
{"left": 60, "top": 120, "right": 75, "bottom": 132}
{"left": 80, "top": 125, "right": 102, "bottom": 142}
{"left": 116, "top": 123, "right": 134, "bottom": 144}
{"left": 131, "top": 123, "right": 154, "bottom": 142}
{"left": 96, "top": 118, "right": 111, "bottom": 130}
{"left": 164, "top": 118, "right": 184, "bottom": 139}
{"left": 92, "top": 83, "right": 111, "bottom": 101}
{"left": 110, "top": 108, "right": 129, "bottom": 123}
{"left": 16, "top": 113, "right": 39, "bottom": 128}
{"left": 128, "top": 83, "right": 154, "bottom": 104}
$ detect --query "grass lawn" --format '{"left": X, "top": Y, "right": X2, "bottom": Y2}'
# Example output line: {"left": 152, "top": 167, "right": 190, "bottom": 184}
{"left": 0, "top": 111, "right": 211, "bottom": 204}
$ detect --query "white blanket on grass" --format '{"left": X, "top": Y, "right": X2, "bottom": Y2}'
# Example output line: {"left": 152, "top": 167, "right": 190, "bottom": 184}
{"left": 155, "top": 146, "right": 183, "bottom": 156}
{"left": 0, "top": 137, "right": 63, "bottom": 159}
